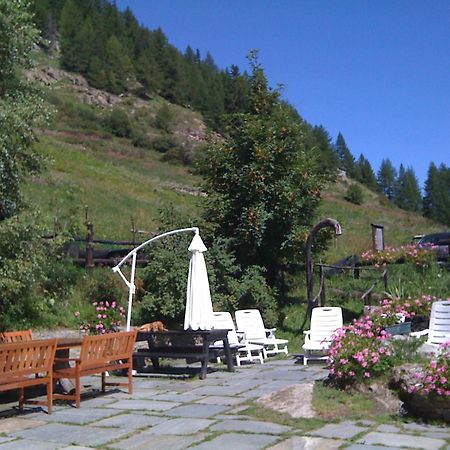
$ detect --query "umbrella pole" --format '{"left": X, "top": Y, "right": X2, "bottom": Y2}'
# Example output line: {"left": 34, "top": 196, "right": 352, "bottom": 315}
{"left": 126, "top": 252, "right": 137, "bottom": 331}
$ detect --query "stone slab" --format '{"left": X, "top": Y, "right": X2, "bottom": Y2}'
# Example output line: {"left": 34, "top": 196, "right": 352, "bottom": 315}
{"left": 189, "top": 432, "right": 279, "bottom": 450}
{"left": 346, "top": 445, "right": 399, "bottom": 450}
{"left": 165, "top": 403, "right": 230, "bottom": 418}
{"left": 109, "top": 432, "right": 208, "bottom": 450}
{"left": 34, "top": 407, "right": 117, "bottom": 424}
{"left": 0, "top": 418, "right": 44, "bottom": 433}
{"left": 210, "top": 419, "right": 290, "bottom": 434}
{"left": 309, "top": 421, "right": 368, "bottom": 439}
{"left": 103, "top": 399, "right": 179, "bottom": 411}
{"left": 267, "top": 436, "right": 343, "bottom": 450}
{"left": 91, "top": 412, "right": 166, "bottom": 429}
{"left": 358, "top": 432, "right": 447, "bottom": 450}
{"left": 152, "top": 392, "right": 203, "bottom": 403}
{"left": 141, "top": 417, "right": 215, "bottom": 435}
{"left": 195, "top": 396, "right": 248, "bottom": 406}
{"left": 0, "top": 439, "right": 62, "bottom": 449}
{"left": 190, "top": 385, "right": 250, "bottom": 396}
{"left": 376, "top": 424, "right": 401, "bottom": 433}
{"left": 256, "top": 383, "right": 315, "bottom": 418}
{"left": 11, "top": 423, "right": 129, "bottom": 447}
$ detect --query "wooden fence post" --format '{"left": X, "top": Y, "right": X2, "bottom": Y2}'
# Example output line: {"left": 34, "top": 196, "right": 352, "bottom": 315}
{"left": 86, "top": 222, "right": 94, "bottom": 274}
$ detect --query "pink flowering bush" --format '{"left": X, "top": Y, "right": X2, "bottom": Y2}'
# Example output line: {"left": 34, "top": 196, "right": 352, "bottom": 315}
{"left": 328, "top": 315, "right": 393, "bottom": 386}
{"left": 403, "top": 244, "right": 437, "bottom": 270}
{"left": 361, "top": 247, "right": 401, "bottom": 267}
{"left": 76, "top": 300, "right": 126, "bottom": 334}
{"left": 361, "top": 245, "right": 436, "bottom": 269}
{"left": 407, "top": 344, "right": 450, "bottom": 397}
{"left": 378, "top": 295, "right": 436, "bottom": 322}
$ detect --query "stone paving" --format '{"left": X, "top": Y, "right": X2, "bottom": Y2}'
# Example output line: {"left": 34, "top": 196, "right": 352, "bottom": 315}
{"left": 0, "top": 358, "right": 448, "bottom": 449}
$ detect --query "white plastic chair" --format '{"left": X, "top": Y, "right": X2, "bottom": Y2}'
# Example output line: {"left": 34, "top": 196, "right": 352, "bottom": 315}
{"left": 411, "top": 300, "right": 450, "bottom": 352}
{"left": 302, "top": 306, "right": 343, "bottom": 365}
{"left": 211, "top": 312, "right": 264, "bottom": 365}
{"left": 235, "top": 309, "right": 288, "bottom": 358}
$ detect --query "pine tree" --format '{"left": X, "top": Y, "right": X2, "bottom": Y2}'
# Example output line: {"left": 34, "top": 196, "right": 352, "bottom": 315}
{"left": 377, "top": 158, "right": 397, "bottom": 200}
{"left": 59, "top": 0, "right": 84, "bottom": 71}
{"left": 355, "top": 154, "right": 378, "bottom": 191}
{"left": 104, "top": 35, "right": 133, "bottom": 93}
{"left": 310, "top": 125, "right": 339, "bottom": 179}
{"left": 423, "top": 163, "right": 450, "bottom": 225}
{"left": 394, "top": 165, "right": 422, "bottom": 212}
{"left": 335, "top": 132, "right": 356, "bottom": 177}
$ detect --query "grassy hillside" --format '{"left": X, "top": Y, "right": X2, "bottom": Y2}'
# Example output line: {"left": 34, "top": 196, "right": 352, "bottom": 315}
{"left": 25, "top": 54, "right": 443, "bottom": 262}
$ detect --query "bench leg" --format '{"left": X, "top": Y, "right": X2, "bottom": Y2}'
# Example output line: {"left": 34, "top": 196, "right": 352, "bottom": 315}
{"left": 47, "top": 380, "right": 53, "bottom": 414}
{"left": 101, "top": 372, "right": 106, "bottom": 392}
{"left": 18, "top": 387, "right": 24, "bottom": 412}
{"left": 200, "top": 357, "right": 208, "bottom": 380}
{"left": 150, "top": 357, "right": 160, "bottom": 371}
{"left": 75, "top": 375, "right": 81, "bottom": 408}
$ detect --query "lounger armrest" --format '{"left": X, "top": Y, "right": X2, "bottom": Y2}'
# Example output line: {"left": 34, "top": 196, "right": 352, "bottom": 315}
{"left": 410, "top": 329, "right": 429, "bottom": 338}
{"left": 303, "top": 330, "right": 311, "bottom": 335}
{"left": 265, "top": 328, "right": 276, "bottom": 338}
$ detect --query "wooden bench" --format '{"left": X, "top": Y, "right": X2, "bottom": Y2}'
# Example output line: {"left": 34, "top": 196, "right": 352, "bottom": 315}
{"left": 0, "top": 329, "right": 33, "bottom": 343}
{"left": 53, "top": 330, "right": 137, "bottom": 408}
{"left": 0, "top": 338, "right": 57, "bottom": 414}
{"left": 135, "top": 329, "right": 234, "bottom": 379}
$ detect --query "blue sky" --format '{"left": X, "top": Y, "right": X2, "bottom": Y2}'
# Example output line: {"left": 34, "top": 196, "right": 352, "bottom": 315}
{"left": 116, "top": 0, "right": 449, "bottom": 188}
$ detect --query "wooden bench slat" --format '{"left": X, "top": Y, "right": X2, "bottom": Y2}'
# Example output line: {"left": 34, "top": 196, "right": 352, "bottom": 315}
{"left": 0, "top": 338, "right": 57, "bottom": 414}
{"left": 53, "top": 330, "right": 137, "bottom": 408}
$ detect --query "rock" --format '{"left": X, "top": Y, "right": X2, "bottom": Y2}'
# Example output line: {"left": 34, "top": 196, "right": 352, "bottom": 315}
{"left": 391, "top": 364, "right": 450, "bottom": 422}
{"left": 256, "top": 383, "right": 316, "bottom": 418}
{"left": 354, "top": 380, "right": 401, "bottom": 414}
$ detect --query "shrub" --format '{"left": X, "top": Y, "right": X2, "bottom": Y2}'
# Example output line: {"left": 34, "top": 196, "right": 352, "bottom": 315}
{"left": 407, "top": 344, "right": 450, "bottom": 397}
{"left": 82, "top": 269, "right": 125, "bottom": 305}
{"left": 328, "top": 315, "right": 392, "bottom": 386}
{"left": 154, "top": 104, "right": 174, "bottom": 132}
{"left": 131, "top": 129, "right": 152, "bottom": 149}
{"left": 103, "top": 109, "right": 131, "bottom": 138}
{"left": 378, "top": 295, "right": 436, "bottom": 322}
{"left": 361, "top": 244, "right": 436, "bottom": 269}
{"left": 77, "top": 300, "right": 126, "bottom": 334}
{"left": 151, "top": 135, "right": 180, "bottom": 153}
{"left": 346, "top": 184, "right": 363, "bottom": 205}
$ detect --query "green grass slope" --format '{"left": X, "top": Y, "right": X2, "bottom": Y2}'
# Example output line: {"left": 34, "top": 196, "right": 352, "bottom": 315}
{"left": 24, "top": 56, "right": 444, "bottom": 260}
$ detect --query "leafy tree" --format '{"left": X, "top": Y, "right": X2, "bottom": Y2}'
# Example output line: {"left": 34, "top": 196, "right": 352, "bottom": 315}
{"left": 200, "top": 53, "right": 326, "bottom": 289}
{"left": 423, "top": 163, "right": 450, "bottom": 226}
{"left": 377, "top": 158, "right": 397, "bottom": 200}
{"left": 0, "top": 0, "right": 76, "bottom": 330}
{"left": 394, "top": 164, "right": 422, "bottom": 212}
{"left": 0, "top": 0, "right": 45, "bottom": 219}
{"left": 335, "top": 132, "right": 356, "bottom": 177}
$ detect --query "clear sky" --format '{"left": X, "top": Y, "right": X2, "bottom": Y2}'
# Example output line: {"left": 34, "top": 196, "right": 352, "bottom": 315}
{"left": 116, "top": 0, "right": 449, "bottom": 188}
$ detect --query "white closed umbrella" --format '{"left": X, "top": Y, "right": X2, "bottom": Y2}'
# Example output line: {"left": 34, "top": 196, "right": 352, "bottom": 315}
{"left": 184, "top": 233, "right": 213, "bottom": 330}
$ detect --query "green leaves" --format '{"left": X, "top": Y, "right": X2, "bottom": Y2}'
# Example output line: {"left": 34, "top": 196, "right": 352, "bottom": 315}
{"left": 200, "top": 56, "right": 327, "bottom": 289}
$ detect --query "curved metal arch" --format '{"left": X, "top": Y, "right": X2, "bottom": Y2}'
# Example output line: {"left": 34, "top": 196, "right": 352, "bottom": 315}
{"left": 112, "top": 227, "right": 199, "bottom": 330}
